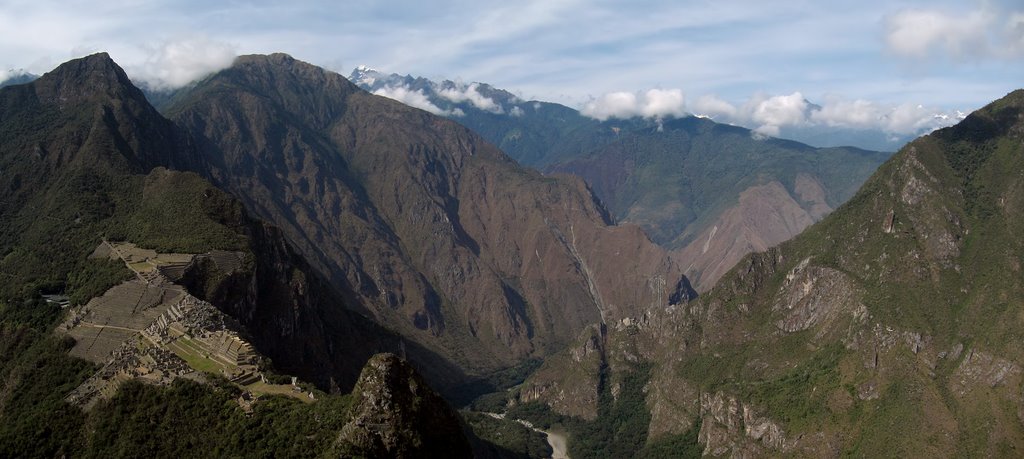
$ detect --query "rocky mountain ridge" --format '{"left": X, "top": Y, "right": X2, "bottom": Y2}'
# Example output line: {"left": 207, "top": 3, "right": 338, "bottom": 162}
{"left": 0, "top": 53, "right": 481, "bottom": 457}
{"left": 350, "top": 68, "right": 892, "bottom": 293}
{"left": 164, "top": 53, "right": 693, "bottom": 385}
{"left": 510, "top": 89, "right": 1024, "bottom": 456}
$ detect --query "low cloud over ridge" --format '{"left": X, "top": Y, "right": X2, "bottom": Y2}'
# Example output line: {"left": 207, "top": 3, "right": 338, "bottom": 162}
{"left": 372, "top": 85, "right": 465, "bottom": 117}
{"left": 129, "top": 36, "right": 237, "bottom": 90}
{"left": 438, "top": 82, "right": 505, "bottom": 114}
{"left": 581, "top": 89, "right": 686, "bottom": 120}
{"left": 587, "top": 88, "right": 963, "bottom": 136}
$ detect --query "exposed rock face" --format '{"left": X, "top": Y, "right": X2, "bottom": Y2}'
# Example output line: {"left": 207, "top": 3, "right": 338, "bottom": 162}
{"left": 515, "top": 324, "right": 605, "bottom": 420}
{"left": 166, "top": 54, "right": 691, "bottom": 381}
{"left": 772, "top": 258, "right": 861, "bottom": 335}
{"left": 950, "top": 350, "right": 1022, "bottom": 397}
{"left": 336, "top": 353, "right": 472, "bottom": 458}
{"left": 698, "top": 392, "right": 786, "bottom": 457}
{"left": 515, "top": 91, "right": 1024, "bottom": 456}
{"left": 675, "top": 178, "right": 832, "bottom": 290}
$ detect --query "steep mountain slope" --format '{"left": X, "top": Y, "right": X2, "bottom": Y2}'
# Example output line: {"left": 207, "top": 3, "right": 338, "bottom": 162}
{"left": 349, "top": 66, "right": 656, "bottom": 167}
{"left": 552, "top": 117, "right": 890, "bottom": 289}
{"left": 351, "top": 69, "right": 891, "bottom": 292}
{"left": 510, "top": 89, "right": 1024, "bottom": 456}
{"left": 0, "top": 53, "right": 484, "bottom": 457}
{"left": 165, "top": 54, "right": 691, "bottom": 383}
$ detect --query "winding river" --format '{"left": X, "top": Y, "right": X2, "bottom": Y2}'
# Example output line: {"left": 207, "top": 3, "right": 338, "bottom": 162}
{"left": 483, "top": 412, "right": 569, "bottom": 458}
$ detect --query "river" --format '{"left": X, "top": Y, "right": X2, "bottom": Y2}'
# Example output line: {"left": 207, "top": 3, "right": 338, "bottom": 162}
{"left": 483, "top": 412, "right": 569, "bottom": 458}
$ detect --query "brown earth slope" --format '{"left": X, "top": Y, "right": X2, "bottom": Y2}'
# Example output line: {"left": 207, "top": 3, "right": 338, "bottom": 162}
{"left": 165, "top": 54, "right": 693, "bottom": 380}
{"left": 551, "top": 116, "right": 889, "bottom": 291}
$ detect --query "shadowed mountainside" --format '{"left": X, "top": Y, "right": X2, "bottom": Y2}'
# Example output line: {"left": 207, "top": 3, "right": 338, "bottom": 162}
{"left": 164, "top": 53, "right": 693, "bottom": 382}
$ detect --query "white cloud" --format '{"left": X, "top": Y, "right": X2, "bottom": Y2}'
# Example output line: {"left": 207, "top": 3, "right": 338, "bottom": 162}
{"left": 509, "top": 105, "right": 525, "bottom": 116}
{"left": 640, "top": 89, "right": 686, "bottom": 118}
{"left": 582, "top": 92, "right": 638, "bottom": 120}
{"left": 884, "top": 4, "right": 1024, "bottom": 60}
{"left": 0, "top": 68, "right": 30, "bottom": 84}
{"left": 581, "top": 88, "right": 686, "bottom": 120}
{"left": 438, "top": 82, "right": 504, "bottom": 113}
{"left": 372, "top": 85, "right": 458, "bottom": 116}
{"left": 129, "top": 36, "right": 237, "bottom": 90}
{"left": 580, "top": 86, "right": 958, "bottom": 136}
{"left": 808, "top": 95, "right": 961, "bottom": 134}
{"left": 810, "top": 97, "right": 883, "bottom": 129}
{"left": 691, "top": 94, "right": 737, "bottom": 119}
{"left": 1009, "top": 12, "right": 1024, "bottom": 53}
{"left": 746, "top": 92, "right": 809, "bottom": 134}
{"left": 704, "top": 92, "right": 961, "bottom": 136}
{"left": 884, "top": 103, "right": 947, "bottom": 134}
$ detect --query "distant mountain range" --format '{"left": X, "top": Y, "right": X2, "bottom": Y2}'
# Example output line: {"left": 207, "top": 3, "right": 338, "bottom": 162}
{"left": 350, "top": 67, "right": 892, "bottom": 290}
{"left": 348, "top": 66, "right": 941, "bottom": 153}
{"left": 519, "top": 87, "right": 1024, "bottom": 457}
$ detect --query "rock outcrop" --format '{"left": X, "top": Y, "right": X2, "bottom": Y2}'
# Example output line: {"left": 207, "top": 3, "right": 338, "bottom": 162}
{"left": 336, "top": 353, "right": 472, "bottom": 458}
{"left": 514, "top": 90, "right": 1024, "bottom": 456}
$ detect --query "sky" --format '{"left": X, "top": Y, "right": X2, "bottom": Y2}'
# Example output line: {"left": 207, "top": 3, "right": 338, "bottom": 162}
{"left": 1, "top": 0, "right": 1022, "bottom": 135}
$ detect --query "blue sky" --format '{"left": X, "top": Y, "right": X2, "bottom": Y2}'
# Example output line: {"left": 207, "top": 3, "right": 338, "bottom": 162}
{"left": 1, "top": 0, "right": 1021, "bottom": 131}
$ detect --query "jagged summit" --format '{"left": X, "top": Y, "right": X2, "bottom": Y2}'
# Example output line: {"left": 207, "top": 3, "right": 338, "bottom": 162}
{"left": 32, "top": 52, "right": 143, "bottom": 105}
{"left": 336, "top": 353, "right": 472, "bottom": 458}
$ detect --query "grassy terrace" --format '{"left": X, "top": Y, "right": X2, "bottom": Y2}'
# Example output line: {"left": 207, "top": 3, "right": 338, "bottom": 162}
{"left": 165, "top": 337, "right": 227, "bottom": 374}
{"left": 164, "top": 335, "right": 309, "bottom": 402}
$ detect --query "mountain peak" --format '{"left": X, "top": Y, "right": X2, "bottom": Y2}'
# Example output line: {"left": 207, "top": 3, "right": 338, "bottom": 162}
{"left": 32, "top": 51, "right": 143, "bottom": 107}
{"left": 335, "top": 353, "right": 472, "bottom": 457}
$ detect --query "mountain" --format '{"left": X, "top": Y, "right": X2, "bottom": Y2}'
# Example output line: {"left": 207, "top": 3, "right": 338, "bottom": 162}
{"left": 778, "top": 124, "right": 917, "bottom": 152}
{"left": 551, "top": 116, "right": 891, "bottom": 290}
{"left": 162, "top": 54, "right": 691, "bottom": 392}
{"left": 508, "top": 89, "right": 1024, "bottom": 456}
{"left": 0, "top": 70, "right": 37, "bottom": 88}
{"left": 0, "top": 53, "right": 485, "bottom": 457}
{"left": 349, "top": 66, "right": 657, "bottom": 167}
{"left": 350, "top": 69, "right": 892, "bottom": 292}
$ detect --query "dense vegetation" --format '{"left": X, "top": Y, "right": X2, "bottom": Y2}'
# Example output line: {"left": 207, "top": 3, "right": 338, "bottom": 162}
{"left": 505, "top": 364, "right": 700, "bottom": 458}
{"left": 462, "top": 411, "right": 553, "bottom": 459}
{"left": 85, "top": 380, "right": 351, "bottom": 458}
{"left": 0, "top": 57, "right": 354, "bottom": 458}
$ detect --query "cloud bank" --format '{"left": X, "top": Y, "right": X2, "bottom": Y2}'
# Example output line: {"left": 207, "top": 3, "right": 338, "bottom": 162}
{"left": 581, "top": 89, "right": 686, "bottom": 120}
{"left": 438, "top": 83, "right": 504, "bottom": 113}
{"left": 884, "top": 3, "right": 1024, "bottom": 60}
{"left": 372, "top": 85, "right": 464, "bottom": 116}
{"left": 0, "top": 68, "right": 32, "bottom": 84}
{"left": 129, "top": 37, "right": 237, "bottom": 90}
{"left": 587, "top": 88, "right": 962, "bottom": 136}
